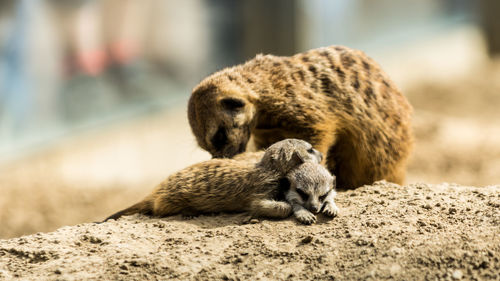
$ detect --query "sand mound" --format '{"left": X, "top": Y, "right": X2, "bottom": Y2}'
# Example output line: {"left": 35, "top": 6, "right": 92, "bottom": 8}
{"left": 1, "top": 182, "right": 498, "bottom": 280}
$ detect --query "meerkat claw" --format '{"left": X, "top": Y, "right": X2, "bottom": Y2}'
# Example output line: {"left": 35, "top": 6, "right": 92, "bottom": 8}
{"left": 295, "top": 209, "right": 317, "bottom": 225}
{"left": 322, "top": 202, "right": 339, "bottom": 217}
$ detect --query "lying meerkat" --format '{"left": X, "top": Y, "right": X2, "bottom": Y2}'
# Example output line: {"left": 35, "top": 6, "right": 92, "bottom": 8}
{"left": 285, "top": 162, "right": 338, "bottom": 225}
{"left": 103, "top": 139, "right": 321, "bottom": 222}
{"left": 188, "top": 45, "right": 413, "bottom": 189}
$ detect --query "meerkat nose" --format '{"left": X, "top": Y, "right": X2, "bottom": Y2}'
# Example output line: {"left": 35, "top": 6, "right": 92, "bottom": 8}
{"left": 310, "top": 205, "right": 320, "bottom": 213}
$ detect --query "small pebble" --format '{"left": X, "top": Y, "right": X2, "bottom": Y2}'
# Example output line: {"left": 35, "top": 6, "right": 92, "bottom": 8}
{"left": 300, "top": 236, "right": 313, "bottom": 244}
{"left": 417, "top": 220, "right": 426, "bottom": 226}
{"left": 249, "top": 219, "right": 259, "bottom": 224}
{"left": 452, "top": 269, "right": 463, "bottom": 280}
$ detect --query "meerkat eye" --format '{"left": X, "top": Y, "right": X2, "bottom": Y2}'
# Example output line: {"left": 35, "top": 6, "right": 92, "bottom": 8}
{"left": 319, "top": 193, "right": 328, "bottom": 202}
{"left": 220, "top": 98, "right": 245, "bottom": 111}
{"left": 296, "top": 189, "right": 309, "bottom": 201}
{"left": 211, "top": 126, "right": 228, "bottom": 151}
{"left": 307, "top": 147, "right": 322, "bottom": 162}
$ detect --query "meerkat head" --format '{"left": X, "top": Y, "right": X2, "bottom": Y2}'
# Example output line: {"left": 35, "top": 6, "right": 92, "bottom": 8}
{"left": 188, "top": 80, "right": 257, "bottom": 158}
{"left": 286, "top": 162, "right": 336, "bottom": 213}
{"left": 259, "top": 139, "right": 323, "bottom": 175}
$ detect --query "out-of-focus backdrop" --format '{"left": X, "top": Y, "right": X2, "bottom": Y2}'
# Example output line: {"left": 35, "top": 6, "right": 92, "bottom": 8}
{"left": 1, "top": 0, "right": 499, "bottom": 238}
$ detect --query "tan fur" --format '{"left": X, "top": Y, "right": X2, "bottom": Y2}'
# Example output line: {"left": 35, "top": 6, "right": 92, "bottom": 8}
{"left": 232, "top": 151, "right": 264, "bottom": 162}
{"left": 188, "top": 45, "right": 413, "bottom": 189}
{"left": 104, "top": 139, "right": 322, "bottom": 222}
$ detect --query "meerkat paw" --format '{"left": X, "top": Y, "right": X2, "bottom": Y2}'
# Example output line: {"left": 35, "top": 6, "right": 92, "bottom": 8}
{"left": 322, "top": 201, "right": 339, "bottom": 217}
{"left": 295, "top": 209, "right": 317, "bottom": 225}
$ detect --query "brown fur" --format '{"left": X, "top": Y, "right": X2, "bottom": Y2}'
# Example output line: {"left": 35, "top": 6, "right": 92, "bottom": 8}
{"left": 104, "top": 139, "right": 322, "bottom": 221}
{"left": 188, "top": 45, "right": 413, "bottom": 189}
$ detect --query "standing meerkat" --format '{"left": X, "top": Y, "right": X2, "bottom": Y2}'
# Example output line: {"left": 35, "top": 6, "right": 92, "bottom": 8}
{"left": 285, "top": 162, "right": 338, "bottom": 225}
{"left": 104, "top": 139, "right": 322, "bottom": 222}
{"left": 188, "top": 45, "right": 413, "bottom": 189}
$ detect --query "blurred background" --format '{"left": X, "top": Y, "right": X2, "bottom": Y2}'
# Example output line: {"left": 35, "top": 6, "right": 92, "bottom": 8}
{"left": 1, "top": 0, "right": 499, "bottom": 238}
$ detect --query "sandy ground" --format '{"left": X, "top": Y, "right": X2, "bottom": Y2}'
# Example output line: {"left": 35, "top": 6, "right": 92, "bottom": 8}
{"left": 0, "top": 182, "right": 498, "bottom": 280}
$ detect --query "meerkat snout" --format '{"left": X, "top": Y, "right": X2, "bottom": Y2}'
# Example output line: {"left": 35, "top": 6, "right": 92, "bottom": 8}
{"left": 308, "top": 203, "right": 320, "bottom": 214}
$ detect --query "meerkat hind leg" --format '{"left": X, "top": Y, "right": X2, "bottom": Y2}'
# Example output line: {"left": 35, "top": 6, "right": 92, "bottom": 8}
{"left": 250, "top": 199, "right": 293, "bottom": 219}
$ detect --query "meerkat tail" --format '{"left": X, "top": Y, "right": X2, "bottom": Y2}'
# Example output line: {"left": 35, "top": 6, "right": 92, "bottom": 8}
{"left": 103, "top": 200, "right": 153, "bottom": 222}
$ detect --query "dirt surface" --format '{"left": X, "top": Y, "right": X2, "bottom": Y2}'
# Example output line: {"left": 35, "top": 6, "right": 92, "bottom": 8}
{"left": 1, "top": 182, "right": 498, "bottom": 280}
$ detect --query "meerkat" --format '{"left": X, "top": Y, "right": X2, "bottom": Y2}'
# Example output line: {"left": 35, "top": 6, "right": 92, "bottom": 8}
{"left": 188, "top": 45, "right": 413, "bottom": 189}
{"left": 103, "top": 139, "right": 322, "bottom": 222}
{"left": 285, "top": 162, "right": 338, "bottom": 225}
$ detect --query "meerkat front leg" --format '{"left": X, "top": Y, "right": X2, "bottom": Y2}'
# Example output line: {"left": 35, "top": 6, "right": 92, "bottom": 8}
{"left": 285, "top": 191, "right": 316, "bottom": 224}
{"left": 321, "top": 189, "right": 339, "bottom": 217}
{"left": 250, "top": 199, "right": 293, "bottom": 219}
{"left": 293, "top": 205, "right": 317, "bottom": 225}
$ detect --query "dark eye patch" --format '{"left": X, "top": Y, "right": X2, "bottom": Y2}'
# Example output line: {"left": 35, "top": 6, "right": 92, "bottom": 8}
{"left": 296, "top": 189, "right": 309, "bottom": 201}
{"left": 307, "top": 147, "right": 322, "bottom": 162}
{"left": 221, "top": 98, "right": 245, "bottom": 111}
{"left": 319, "top": 193, "right": 328, "bottom": 202}
{"left": 279, "top": 178, "right": 291, "bottom": 190}
{"left": 211, "top": 127, "right": 228, "bottom": 151}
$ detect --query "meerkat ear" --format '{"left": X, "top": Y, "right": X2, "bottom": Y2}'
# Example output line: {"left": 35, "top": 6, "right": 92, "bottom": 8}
{"left": 220, "top": 97, "right": 246, "bottom": 111}
{"left": 274, "top": 145, "right": 305, "bottom": 173}
{"left": 291, "top": 151, "right": 305, "bottom": 165}
{"left": 290, "top": 150, "right": 305, "bottom": 167}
